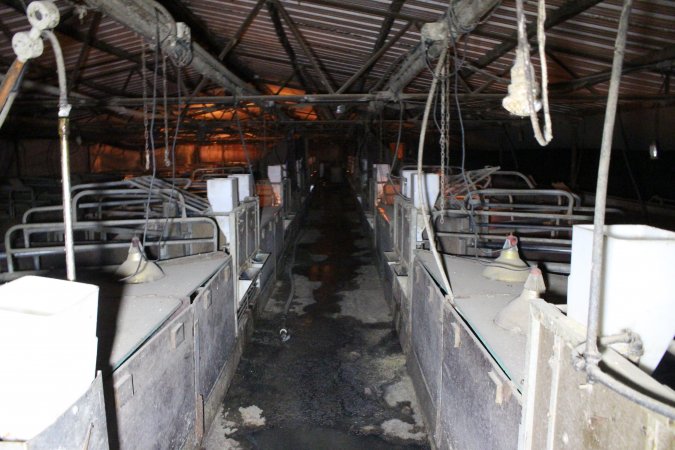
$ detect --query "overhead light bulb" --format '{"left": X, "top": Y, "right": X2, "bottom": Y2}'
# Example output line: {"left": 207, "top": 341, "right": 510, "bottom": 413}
{"left": 649, "top": 140, "right": 659, "bottom": 160}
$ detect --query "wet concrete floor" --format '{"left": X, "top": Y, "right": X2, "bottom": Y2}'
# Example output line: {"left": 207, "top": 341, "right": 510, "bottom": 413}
{"left": 204, "top": 182, "right": 430, "bottom": 450}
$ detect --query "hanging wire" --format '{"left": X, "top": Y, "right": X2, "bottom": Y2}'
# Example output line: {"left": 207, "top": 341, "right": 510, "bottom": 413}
{"left": 159, "top": 62, "right": 184, "bottom": 248}
{"left": 447, "top": 10, "right": 481, "bottom": 253}
{"left": 141, "top": 39, "right": 150, "bottom": 171}
{"left": 234, "top": 104, "right": 254, "bottom": 175}
{"left": 122, "top": 26, "right": 161, "bottom": 282}
{"left": 162, "top": 54, "right": 170, "bottom": 167}
{"left": 387, "top": 100, "right": 404, "bottom": 196}
{"left": 416, "top": 45, "right": 454, "bottom": 301}
{"left": 141, "top": 19, "right": 162, "bottom": 251}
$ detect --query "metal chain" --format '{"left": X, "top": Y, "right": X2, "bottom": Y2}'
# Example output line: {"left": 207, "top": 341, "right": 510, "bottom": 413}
{"left": 445, "top": 52, "right": 451, "bottom": 195}
{"left": 141, "top": 39, "right": 150, "bottom": 171}
{"left": 439, "top": 54, "right": 448, "bottom": 224}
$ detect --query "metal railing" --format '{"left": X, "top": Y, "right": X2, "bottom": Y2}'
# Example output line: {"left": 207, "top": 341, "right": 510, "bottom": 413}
{"left": 4, "top": 216, "right": 219, "bottom": 273}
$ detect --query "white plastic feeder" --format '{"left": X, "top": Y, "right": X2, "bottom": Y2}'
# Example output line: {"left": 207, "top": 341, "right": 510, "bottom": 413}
{"left": 0, "top": 276, "right": 99, "bottom": 441}
{"left": 207, "top": 178, "right": 239, "bottom": 244}
{"left": 567, "top": 224, "right": 675, "bottom": 373}
{"left": 268, "top": 165, "right": 282, "bottom": 183}
{"left": 411, "top": 173, "right": 440, "bottom": 210}
{"left": 401, "top": 169, "right": 416, "bottom": 198}
{"left": 372, "top": 164, "right": 390, "bottom": 183}
{"left": 228, "top": 173, "right": 255, "bottom": 202}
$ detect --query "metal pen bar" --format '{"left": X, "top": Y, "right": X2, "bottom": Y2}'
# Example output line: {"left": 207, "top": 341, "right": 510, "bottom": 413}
{"left": 5, "top": 217, "right": 218, "bottom": 272}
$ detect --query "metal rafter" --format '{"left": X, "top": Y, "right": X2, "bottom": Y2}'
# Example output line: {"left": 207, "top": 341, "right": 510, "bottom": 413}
{"left": 461, "top": 0, "right": 604, "bottom": 79}
{"left": 1, "top": 0, "right": 192, "bottom": 91}
{"left": 384, "top": 0, "right": 500, "bottom": 95}
{"left": 68, "top": 12, "right": 101, "bottom": 91}
{"left": 156, "top": 0, "right": 268, "bottom": 93}
{"left": 219, "top": 0, "right": 266, "bottom": 60}
{"left": 338, "top": 21, "right": 412, "bottom": 94}
{"left": 265, "top": 0, "right": 331, "bottom": 120}
{"left": 25, "top": 92, "right": 674, "bottom": 109}
{"left": 284, "top": 0, "right": 423, "bottom": 24}
{"left": 73, "top": 0, "right": 255, "bottom": 96}
{"left": 266, "top": 1, "right": 312, "bottom": 93}
{"left": 545, "top": 49, "right": 600, "bottom": 95}
{"left": 351, "top": 0, "right": 407, "bottom": 93}
{"left": 270, "top": 0, "right": 336, "bottom": 94}
{"left": 551, "top": 45, "right": 675, "bottom": 93}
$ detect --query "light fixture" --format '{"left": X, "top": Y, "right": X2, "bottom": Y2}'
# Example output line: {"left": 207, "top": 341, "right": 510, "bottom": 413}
{"left": 649, "top": 140, "right": 659, "bottom": 160}
{"left": 335, "top": 104, "right": 345, "bottom": 115}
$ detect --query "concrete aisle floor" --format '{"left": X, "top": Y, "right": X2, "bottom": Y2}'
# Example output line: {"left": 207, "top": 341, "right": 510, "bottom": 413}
{"left": 204, "top": 182, "right": 430, "bottom": 450}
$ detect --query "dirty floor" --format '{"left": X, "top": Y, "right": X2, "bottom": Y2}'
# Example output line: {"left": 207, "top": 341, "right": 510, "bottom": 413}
{"left": 203, "top": 182, "right": 430, "bottom": 450}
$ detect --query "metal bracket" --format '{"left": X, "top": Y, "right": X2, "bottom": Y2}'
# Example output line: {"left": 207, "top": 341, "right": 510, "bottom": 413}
{"left": 488, "top": 370, "right": 505, "bottom": 405}
{"left": 114, "top": 374, "right": 134, "bottom": 408}
{"left": 171, "top": 322, "right": 185, "bottom": 350}
{"left": 451, "top": 321, "right": 461, "bottom": 348}
{"left": 202, "top": 289, "right": 212, "bottom": 310}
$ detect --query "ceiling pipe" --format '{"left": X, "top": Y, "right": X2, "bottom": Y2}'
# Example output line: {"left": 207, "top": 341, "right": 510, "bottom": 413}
{"left": 75, "top": 0, "right": 257, "bottom": 96}
{"left": 18, "top": 92, "right": 675, "bottom": 109}
{"left": 385, "top": 0, "right": 500, "bottom": 97}
{"left": 0, "top": 71, "right": 147, "bottom": 120}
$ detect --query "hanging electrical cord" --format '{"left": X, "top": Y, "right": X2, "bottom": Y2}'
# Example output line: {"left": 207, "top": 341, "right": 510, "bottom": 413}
{"left": 159, "top": 62, "right": 184, "bottom": 247}
{"left": 162, "top": 54, "right": 170, "bottom": 167}
{"left": 141, "top": 40, "right": 150, "bottom": 171}
{"left": 447, "top": 28, "right": 480, "bottom": 249}
{"left": 617, "top": 107, "right": 649, "bottom": 222}
{"left": 386, "top": 100, "right": 404, "bottom": 196}
{"left": 505, "top": 0, "right": 553, "bottom": 146}
{"left": 120, "top": 32, "right": 162, "bottom": 283}
{"left": 416, "top": 47, "right": 454, "bottom": 303}
{"left": 234, "top": 104, "right": 254, "bottom": 175}
{"left": 278, "top": 228, "right": 304, "bottom": 342}
{"left": 141, "top": 21, "right": 161, "bottom": 252}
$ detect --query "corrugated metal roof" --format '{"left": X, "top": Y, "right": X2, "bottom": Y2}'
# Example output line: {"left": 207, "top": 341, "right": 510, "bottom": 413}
{"left": 0, "top": 0, "right": 673, "bottom": 145}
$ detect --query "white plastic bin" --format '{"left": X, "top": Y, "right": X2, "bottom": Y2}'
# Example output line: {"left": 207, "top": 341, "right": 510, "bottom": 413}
{"left": 207, "top": 178, "right": 239, "bottom": 244}
{"left": 372, "top": 164, "right": 390, "bottom": 183}
{"left": 411, "top": 173, "right": 440, "bottom": 210}
{"left": 268, "top": 165, "right": 283, "bottom": 183}
{"left": 228, "top": 173, "right": 255, "bottom": 201}
{"left": 401, "top": 169, "right": 416, "bottom": 198}
{"left": 567, "top": 224, "right": 675, "bottom": 373}
{"left": 0, "top": 276, "right": 99, "bottom": 441}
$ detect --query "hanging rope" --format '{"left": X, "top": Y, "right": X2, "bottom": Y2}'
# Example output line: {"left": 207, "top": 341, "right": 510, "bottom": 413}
{"left": 503, "top": 0, "right": 553, "bottom": 146}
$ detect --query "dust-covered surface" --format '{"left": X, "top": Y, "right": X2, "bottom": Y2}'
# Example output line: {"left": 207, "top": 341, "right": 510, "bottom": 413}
{"left": 202, "top": 408, "right": 241, "bottom": 449}
{"left": 238, "top": 405, "right": 266, "bottom": 427}
{"left": 204, "top": 182, "right": 429, "bottom": 449}
{"left": 381, "top": 419, "right": 427, "bottom": 442}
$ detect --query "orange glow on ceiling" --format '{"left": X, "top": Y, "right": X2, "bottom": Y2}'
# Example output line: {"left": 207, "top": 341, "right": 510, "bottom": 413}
{"left": 188, "top": 104, "right": 261, "bottom": 121}
{"left": 266, "top": 84, "right": 306, "bottom": 96}
{"left": 265, "top": 85, "right": 317, "bottom": 120}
